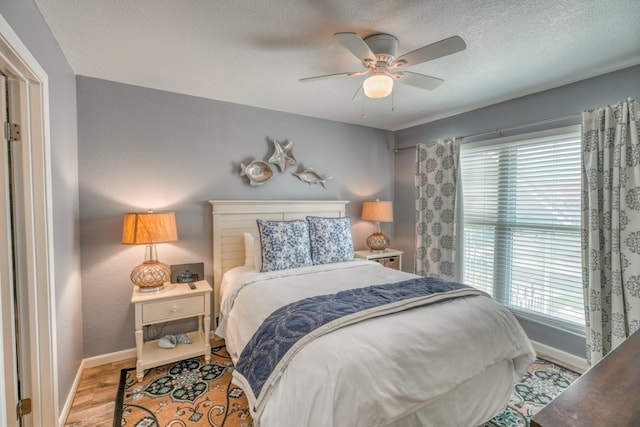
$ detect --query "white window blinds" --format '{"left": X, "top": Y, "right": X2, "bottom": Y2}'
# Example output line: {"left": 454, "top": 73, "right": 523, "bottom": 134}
{"left": 460, "top": 125, "right": 584, "bottom": 331}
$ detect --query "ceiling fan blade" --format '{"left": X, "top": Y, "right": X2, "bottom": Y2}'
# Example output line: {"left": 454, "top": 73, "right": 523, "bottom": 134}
{"left": 392, "top": 36, "right": 466, "bottom": 67}
{"left": 335, "top": 32, "right": 376, "bottom": 63}
{"left": 299, "top": 72, "right": 356, "bottom": 83}
{"left": 395, "top": 71, "right": 444, "bottom": 90}
{"left": 352, "top": 85, "right": 363, "bottom": 101}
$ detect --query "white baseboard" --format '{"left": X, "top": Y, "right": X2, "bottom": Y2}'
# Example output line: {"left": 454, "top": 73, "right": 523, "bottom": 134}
{"left": 58, "top": 347, "right": 136, "bottom": 426}
{"left": 83, "top": 347, "right": 137, "bottom": 369}
{"left": 530, "top": 339, "right": 588, "bottom": 373}
{"left": 58, "top": 358, "right": 85, "bottom": 427}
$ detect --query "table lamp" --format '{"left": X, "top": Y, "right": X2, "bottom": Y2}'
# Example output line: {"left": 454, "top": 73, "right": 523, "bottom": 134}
{"left": 361, "top": 200, "right": 393, "bottom": 252}
{"left": 122, "top": 211, "right": 178, "bottom": 292}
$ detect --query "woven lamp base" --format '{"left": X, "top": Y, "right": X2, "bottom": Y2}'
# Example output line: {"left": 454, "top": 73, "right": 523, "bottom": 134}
{"left": 131, "top": 261, "right": 171, "bottom": 292}
{"left": 366, "top": 232, "right": 390, "bottom": 253}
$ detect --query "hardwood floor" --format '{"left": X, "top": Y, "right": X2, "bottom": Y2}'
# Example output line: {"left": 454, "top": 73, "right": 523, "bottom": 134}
{"left": 63, "top": 356, "right": 136, "bottom": 427}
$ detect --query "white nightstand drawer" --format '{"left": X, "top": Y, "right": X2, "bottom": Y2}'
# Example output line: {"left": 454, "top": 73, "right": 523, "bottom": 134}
{"left": 142, "top": 295, "right": 204, "bottom": 323}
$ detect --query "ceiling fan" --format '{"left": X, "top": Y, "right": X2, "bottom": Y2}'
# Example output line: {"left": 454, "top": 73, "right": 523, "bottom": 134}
{"left": 300, "top": 32, "right": 466, "bottom": 99}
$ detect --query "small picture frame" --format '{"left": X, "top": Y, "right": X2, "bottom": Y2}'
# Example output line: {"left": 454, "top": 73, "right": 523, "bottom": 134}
{"left": 170, "top": 262, "right": 204, "bottom": 284}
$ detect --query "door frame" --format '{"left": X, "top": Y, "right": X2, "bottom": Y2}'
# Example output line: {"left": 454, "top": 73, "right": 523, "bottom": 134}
{"left": 0, "top": 14, "right": 58, "bottom": 426}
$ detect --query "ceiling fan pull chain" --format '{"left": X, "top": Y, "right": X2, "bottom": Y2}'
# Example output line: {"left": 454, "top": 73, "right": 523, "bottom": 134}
{"left": 361, "top": 96, "right": 367, "bottom": 118}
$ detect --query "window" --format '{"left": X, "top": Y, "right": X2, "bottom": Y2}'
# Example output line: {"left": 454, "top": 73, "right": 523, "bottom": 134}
{"left": 460, "top": 126, "right": 584, "bottom": 332}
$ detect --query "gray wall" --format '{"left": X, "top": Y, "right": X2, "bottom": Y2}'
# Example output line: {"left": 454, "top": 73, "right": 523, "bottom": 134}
{"left": 76, "top": 76, "right": 394, "bottom": 357}
{"left": 0, "top": 0, "right": 82, "bottom": 413}
{"left": 394, "top": 65, "right": 640, "bottom": 357}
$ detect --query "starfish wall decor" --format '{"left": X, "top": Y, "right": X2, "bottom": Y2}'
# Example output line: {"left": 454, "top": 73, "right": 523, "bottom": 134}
{"left": 268, "top": 139, "right": 297, "bottom": 173}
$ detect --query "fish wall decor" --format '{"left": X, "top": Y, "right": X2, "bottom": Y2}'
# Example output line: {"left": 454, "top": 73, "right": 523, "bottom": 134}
{"left": 292, "top": 167, "right": 331, "bottom": 189}
{"left": 240, "top": 160, "right": 274, "bottom": 186}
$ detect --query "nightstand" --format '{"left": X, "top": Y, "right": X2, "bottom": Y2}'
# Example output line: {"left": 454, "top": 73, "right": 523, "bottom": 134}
{"left": 131, "top": 280, "right": 212, "bottom": 382}
{"left": 354, "top": 249, "right": 403, "bottom": 270}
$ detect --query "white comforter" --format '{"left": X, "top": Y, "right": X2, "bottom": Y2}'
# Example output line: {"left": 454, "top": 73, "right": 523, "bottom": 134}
{"left": 216, "top": 260, "right": 535, "bottom": 427}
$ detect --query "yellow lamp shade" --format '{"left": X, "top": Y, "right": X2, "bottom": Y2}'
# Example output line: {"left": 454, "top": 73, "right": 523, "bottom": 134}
{"left": 361, "top": 200, "right": 393, "bottom": 222}
{"left": 122, "top": 212, "right": 178, "bottom": 244}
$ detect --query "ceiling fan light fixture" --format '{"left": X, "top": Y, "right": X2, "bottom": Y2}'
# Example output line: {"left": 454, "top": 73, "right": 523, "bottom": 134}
{"left": 363, "top": 74, "right": 393, "bottom": 98}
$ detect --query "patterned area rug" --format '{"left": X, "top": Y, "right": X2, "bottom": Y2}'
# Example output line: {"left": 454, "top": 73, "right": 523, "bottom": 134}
{"left": 114, "top": 340, "right": 579, "bottom": 427}
{"left": 114, "top": 340, "right": 251, "bottom": 427}
{"left": 479, "top": 358, "right": 580, "bottom": 427}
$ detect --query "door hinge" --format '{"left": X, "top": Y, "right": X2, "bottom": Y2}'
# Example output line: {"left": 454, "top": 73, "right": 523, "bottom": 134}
{"left": 4, "top": 122, "right": 21, "bottom": 142}
{"left": 16, "top": 398, "right": 32, "bottom": 419}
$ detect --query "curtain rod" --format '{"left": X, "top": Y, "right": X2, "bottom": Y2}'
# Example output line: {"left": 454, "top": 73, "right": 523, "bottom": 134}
{"left": 393, "top": 112, "right": 581, "bottom": 153}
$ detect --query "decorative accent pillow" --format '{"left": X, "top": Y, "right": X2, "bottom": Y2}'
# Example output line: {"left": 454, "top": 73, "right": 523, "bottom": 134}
{"left": 243, "top": 232, "right": 262, "bottom": 270}
{"left": 306, "top": 216, "right": 354, "bottom": 265}
{"left": 257, "top": 220, "right": 312, "bottom": 272}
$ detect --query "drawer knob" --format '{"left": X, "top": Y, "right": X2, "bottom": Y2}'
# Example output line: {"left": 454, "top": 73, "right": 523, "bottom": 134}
{"left": 171, "top": 306, "right": 178, "bottom": 313}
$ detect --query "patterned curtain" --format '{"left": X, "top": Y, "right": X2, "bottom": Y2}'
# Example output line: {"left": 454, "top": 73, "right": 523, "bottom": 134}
{"left": 415, "top": 138, "right": 460, "bottom": 279}
{"left": 581, "top": 98, "right": 640, "bottom": 365}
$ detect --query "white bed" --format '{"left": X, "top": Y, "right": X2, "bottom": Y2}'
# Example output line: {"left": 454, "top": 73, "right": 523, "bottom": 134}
{"left": 209, "top": 200, "right": 536, "bottom": 427}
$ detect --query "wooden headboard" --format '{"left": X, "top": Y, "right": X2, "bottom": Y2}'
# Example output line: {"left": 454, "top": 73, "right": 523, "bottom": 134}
{"left": 208, "top": 199, "right": 349, "bottom": 323}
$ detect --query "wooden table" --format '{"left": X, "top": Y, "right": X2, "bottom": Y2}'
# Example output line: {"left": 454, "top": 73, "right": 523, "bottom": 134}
{"left": 530, "top": 329, "right": 640, "bottom": 427}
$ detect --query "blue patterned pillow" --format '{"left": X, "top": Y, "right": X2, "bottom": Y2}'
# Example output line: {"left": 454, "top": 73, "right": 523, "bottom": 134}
{"left": 306, "top": 216, "right": 354, "bottom": 265}
{"left": 257, "top": 220, "right": 312, "bottom": 272}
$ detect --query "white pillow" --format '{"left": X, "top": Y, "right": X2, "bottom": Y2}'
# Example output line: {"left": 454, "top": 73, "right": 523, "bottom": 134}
{"left": 243, "top": 232, "right": 262, "bottom": 270}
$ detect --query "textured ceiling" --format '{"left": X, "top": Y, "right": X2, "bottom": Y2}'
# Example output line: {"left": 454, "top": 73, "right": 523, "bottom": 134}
{"left": 34, "top": 0, "right": 640, "bottom": 131}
